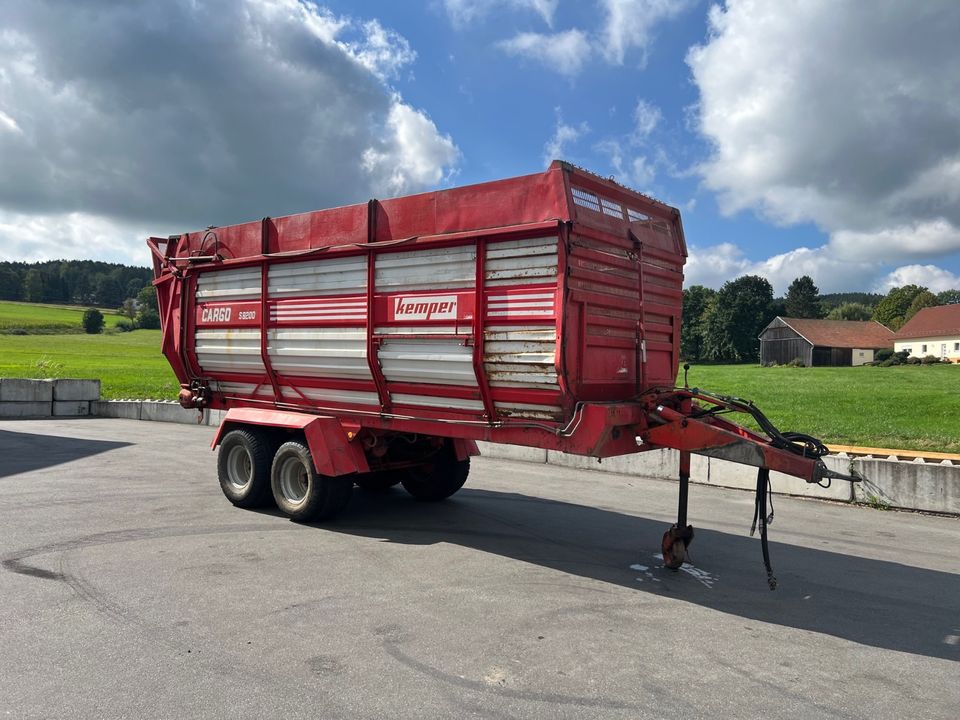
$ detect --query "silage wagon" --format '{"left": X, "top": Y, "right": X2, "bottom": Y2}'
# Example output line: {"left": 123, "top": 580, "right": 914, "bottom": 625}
{"left": 148, "top": 161, "right": 858, "bottom": 587}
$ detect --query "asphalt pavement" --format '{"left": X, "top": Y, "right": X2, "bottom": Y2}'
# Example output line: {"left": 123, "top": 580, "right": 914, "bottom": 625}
{"left": 1, "top": 418, "right": 958, "bottom": 719}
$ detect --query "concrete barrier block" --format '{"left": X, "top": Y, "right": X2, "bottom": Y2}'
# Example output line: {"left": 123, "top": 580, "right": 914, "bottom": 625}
{"left": 92, "top": 400, "right": 142, "bottom": 420}
{"left": 0, "top": 401, "right": 52, "bottom": 418}
{"left": 53, "top": 379, "right": 101, "bottom": 402}
{"left": 546, "top": 448, "right": 677, "bottom": 479}
{"left": 205, "top": 409, "right": 227, "bottom": 427}
{"left": 688, "top": 454, "right": 854, "bottom": 501}
{"left": 53, "top": 400, "right": 91, "bottom": 417}
{"left": 0, "top": 378, "right": 55, "bottom": 402}
{"left": 854, "top": 458, "right": 960, "bottom": 514}
{"left": 140, "top": 401, "right": 206, "bottom": 425}
{"left": 476, "top": 442, "right": 547, "bottom": 463}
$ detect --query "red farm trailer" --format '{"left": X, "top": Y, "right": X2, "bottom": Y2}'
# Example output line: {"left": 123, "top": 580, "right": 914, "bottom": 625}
{"left": 149, "top": 161, "right": 858, "bottom": 588}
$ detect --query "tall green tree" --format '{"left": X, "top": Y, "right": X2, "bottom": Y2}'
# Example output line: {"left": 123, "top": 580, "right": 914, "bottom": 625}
{"left": 826, "top": 302, "right": 873, "bottom": 321}
{"left": 136, "top": 284, "right": 158, "bottom": 313}
{"left": 23, "top": 268, "right": 45, "bottom": 302}
{"left": 784, "top": 275, "right": 822, "bottom": 318}
{"left": 701, "top": 275, "right": 774, "bottom": 362}
{"left": 0, "top": 268, "right": 21, "bottom": 300}
{"left": 936, "top": 289, "right": 960, "bottom": 305}
{"left": 904, "top": 290, "right": 938, "bottom": 323}
{"left": 872, "top": 285, "right": 926, "bottom": 330}
{"left": 94, "top": 274, "right": 125, "bottom": 308}
{"left": 680, "top": 285, "right": 716, "bottom": 361}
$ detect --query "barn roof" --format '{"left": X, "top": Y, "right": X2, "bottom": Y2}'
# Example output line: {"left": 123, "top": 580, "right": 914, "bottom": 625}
{"left": 763, "top": 317, "right": 895, "bottom": 349}
{"left": 893, "top": 304, "right": 960, "bottom": 340}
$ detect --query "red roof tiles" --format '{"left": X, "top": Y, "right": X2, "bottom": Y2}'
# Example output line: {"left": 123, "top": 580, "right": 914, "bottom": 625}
{"left": 773, "top": 318, "right": 894, "bottom": 348}
{"left": 893, "top": 304, "right": 960, "bottom": 340}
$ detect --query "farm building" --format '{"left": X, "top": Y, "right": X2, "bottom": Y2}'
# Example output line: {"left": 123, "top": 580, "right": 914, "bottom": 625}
{"left": 893, "top": 304, "right": 960, "bottom": 363}
{"left": 759, "top": 317, "right": 894, "bottom": 367}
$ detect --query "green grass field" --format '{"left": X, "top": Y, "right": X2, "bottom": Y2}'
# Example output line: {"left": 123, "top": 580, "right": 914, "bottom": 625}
{"left": 1, "top": 301, "right": 957, "bottom": 451}
{"left": 0, "top": 330, "right": 178, "bottom": 400}
{"left": 683, "top": 363, "right": 960, "bottom": 453}
{"left": 0, "top": 301, "right": 125, "bottom": 333}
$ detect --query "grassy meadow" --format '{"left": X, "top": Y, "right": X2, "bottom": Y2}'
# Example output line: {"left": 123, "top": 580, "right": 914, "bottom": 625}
{"left": 682, "top": 363, "right": 960, "bottom": 454}
{"left": 0, "top": 301, "right": 177, "bottom": 399}
{"left": 0, "top": 330, "right": 178, "bottom": 400}
{"left": 0, "top": 301, "right": 126, "bottom": 333}
{"left": 1, "top": 301, "right": 957, "bottom": 451}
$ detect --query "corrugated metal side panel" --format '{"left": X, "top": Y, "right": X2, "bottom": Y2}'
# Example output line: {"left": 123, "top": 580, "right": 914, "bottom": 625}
{"left": 568, "top": 239, "right": 641, "bottom": 386}
{"left": 213, "top": 381, "right": 379, "bottom": 406}
{"left": 196, "top": 329, "right": 264, "bottom": 374}
{"left": 482, "top": 235, "right": 562, "bottom": 419}
{"left": 485, "top": 236, "right": 558, "bottom": 287}
{"left": 268, "top": 328, "right": 371, "bottom": 380}
{"left": 195, "top": 267, "right": 261, "bottom": 301}
{"left": 376, "top": 246, "right": 476, "bottom": 290}
{"left": 269, "top": 255, "right": 367, "bottom": 298}
{"left": 484, "top": 326, "right": 558, "bottom": 390}
{"left": 379, "top": 339, "right": 477, "bottom": 386}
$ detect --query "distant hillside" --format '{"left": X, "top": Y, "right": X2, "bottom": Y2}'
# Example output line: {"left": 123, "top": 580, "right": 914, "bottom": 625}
{"left": 0, "top": 260, "right": 152, "bottom": 309}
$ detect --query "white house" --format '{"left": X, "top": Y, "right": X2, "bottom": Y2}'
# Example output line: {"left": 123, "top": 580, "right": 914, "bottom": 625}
{"left": 893, "top": 305, "right": 960, "bottom": 362}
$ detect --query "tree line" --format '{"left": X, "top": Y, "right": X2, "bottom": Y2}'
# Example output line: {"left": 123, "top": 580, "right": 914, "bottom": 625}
{"left": 682, "top": 275, "right": 960, "bottom": 363}
{"left": 0, "top": 260, "right": 153, "bottom": 309}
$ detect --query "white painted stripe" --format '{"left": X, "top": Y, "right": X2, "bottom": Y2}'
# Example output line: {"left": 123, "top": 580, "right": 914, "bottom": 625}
{"left": 274, "top": 301, "right": 367, "bottom": 309}
{"left": 488, "top": 309, "right": 555, "bottom": 317}
{"left": 488, "top": 301, "right": 554, "bottom": 309}
{"left": 487, "top": 292, "right": 555, "bottom": 302}
{"left": 392, "top": 393, "right": 485, "bottom": 411}
{"left": 271, "top": 310, "right": 367, "bottom": 317}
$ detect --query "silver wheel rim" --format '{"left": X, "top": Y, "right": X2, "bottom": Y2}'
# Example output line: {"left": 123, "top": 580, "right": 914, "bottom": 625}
{"left": 278, "top": 455, "right": 309, "bottom": 505}
{"left": 225, "top": 445, "right": 253, "bottom": 491}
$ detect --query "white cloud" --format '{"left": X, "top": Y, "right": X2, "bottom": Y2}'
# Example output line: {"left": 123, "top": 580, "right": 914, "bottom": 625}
{"left": 441, "top": 0, "right": 558, "bottom": 28}
{"left": 631, "top": 99, "right": 661, "bottom": 140}
{"left": 362, "top": 100, "right": 459, "bottom": 195}
{"left": 346, "top": 19, "right": 417, "bottom": 80}
{"left": 0, "top": 210, "right": 164, "bottom": 265}
{"left": 543, "top": 113, "right": 589, "bottom": 165}
{"left": 688, "top": 0, "right": 960, "bottom": 266}
{"left": 0, "top": 110, "right": 22, "bottom": 135}
{"left": 684, "top": 243, "right": 881, "bottom": 295}
{"left": 877, "top": 265, "right": 960, "bottom": 293}
{"left": 600, "top": 0, "right": 693, "bottom": 66}
{"left": 595, "top": 98, "right": 662, "bottom": 189}
{"left": 0, "top": 0, "right": 458, "bottom": 265}
{"left": 830, "top": 220, "right": 960, "bottom": 263}
{"left": 497, "top": 29, "right": 591, "bottom": 78}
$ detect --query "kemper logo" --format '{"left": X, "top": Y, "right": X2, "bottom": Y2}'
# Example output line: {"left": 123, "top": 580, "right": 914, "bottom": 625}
{"left": 393, "top": 295, "right": 458, "bottom": 321}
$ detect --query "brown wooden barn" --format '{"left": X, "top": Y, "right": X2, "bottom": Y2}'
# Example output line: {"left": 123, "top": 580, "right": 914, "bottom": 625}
{"left": 759, "top": 317, "right": 894, "bottom": 366}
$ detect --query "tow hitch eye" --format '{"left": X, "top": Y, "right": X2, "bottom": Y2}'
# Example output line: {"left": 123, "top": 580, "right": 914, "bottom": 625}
{"left": 179, "top": 382, "right": 211, "bottom": 409}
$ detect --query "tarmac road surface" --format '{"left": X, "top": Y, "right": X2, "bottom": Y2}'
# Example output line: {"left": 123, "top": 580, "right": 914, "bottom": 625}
{"left": 1, "top": 418, "right": 958, "bottom": 719}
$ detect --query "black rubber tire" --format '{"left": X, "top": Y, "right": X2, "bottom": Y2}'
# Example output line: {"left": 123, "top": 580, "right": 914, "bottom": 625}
{"left": 354, "top": 471, "right": 402, "bottom": 493}
{"left": 270, "top": 440, "right": 353, "bottom": 522}
{"left": 217, "top": 428, "right": 274, "bottom": 508}
{"left": 400, "top": 444, "right": 469, "bottom": 502}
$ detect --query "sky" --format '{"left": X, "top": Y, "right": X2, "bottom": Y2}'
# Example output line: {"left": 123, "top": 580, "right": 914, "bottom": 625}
{"left": 1, "top": 0, "right": 959, "bottom": 295}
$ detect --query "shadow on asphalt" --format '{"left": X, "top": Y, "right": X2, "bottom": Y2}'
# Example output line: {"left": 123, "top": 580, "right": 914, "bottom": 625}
{"left": 295, "top": 486, "right": 959, "bottom": 663}
{"left": 0, "top": 429, "right": 132, "bottom": 479}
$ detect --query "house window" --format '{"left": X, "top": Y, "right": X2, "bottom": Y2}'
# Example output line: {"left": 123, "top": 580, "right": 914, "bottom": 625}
{"left": 922, "top": 344, "right": 927, "bottom": 353}
{"left": 955, "top": 342, "right": 959, "bottom": 351}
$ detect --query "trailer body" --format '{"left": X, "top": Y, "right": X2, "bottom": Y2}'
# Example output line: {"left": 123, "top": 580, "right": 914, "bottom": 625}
{"left": 150, "top": 161, "right": 857, "bottom": 583}
{"left": 150, "top": 161, "right": 686, "bottom": 459}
